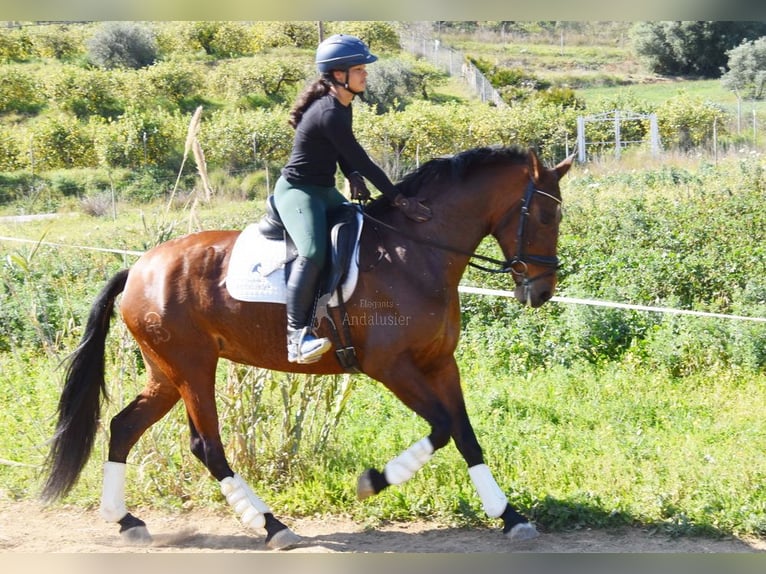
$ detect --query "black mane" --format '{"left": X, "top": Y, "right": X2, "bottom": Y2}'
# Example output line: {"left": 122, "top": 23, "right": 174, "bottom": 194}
{"left": 365, "top": 145, "right": 529, "bottom": 215}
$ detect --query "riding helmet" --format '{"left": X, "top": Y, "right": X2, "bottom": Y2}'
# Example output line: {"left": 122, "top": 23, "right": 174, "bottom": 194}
{"left": 315, "top": 34, "right": 378, "bottom": 73}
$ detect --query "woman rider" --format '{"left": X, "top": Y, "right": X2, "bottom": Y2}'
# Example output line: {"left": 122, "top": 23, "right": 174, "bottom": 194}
{"left": 274, "top": 33, "right": 431, "bottom": 364}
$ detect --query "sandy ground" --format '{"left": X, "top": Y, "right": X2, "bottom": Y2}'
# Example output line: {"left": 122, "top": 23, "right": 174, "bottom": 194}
{"left": 0, "top": 498, "right": 764, "bottom": 554}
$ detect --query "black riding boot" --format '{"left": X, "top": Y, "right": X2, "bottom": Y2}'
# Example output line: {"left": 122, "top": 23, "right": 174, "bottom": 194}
{"left": 286, "top": 256, "right": 332, "bottom": 363}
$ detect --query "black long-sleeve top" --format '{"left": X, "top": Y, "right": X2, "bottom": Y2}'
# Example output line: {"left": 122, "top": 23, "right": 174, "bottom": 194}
{"left": 281, "top": 94, "right": 398, "bottom": 199}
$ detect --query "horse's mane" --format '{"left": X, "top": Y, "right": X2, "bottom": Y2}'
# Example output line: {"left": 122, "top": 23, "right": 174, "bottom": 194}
{"left": 365, "top": 145, "right": 529, "bottom": 216}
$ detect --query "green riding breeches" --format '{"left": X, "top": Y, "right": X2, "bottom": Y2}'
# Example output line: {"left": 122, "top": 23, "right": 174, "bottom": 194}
{"left": 272, "top": 175, "right": 348, "bottom": 267}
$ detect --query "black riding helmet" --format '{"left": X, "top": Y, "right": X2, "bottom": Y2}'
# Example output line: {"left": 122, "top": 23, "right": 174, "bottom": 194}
{"left": 315, "top": 34, "right": 378, "bottom": 93}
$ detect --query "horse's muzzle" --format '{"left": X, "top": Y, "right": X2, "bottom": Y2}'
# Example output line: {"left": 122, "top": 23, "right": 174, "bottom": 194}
{"left": 514, "top": 281, "right": 554, "bottom": 308}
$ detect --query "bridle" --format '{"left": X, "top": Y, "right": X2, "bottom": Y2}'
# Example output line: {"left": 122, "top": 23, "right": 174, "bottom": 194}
{"left": 487, "top": 179, "right": 562, "bottom": 302}
{"left": 360, "top": 179, "right": 562, "bottom": 298}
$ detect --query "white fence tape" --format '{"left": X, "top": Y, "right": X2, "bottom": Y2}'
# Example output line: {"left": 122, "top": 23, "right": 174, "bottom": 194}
{"left": 2, "top": 235, "right": 764, "bottom": 323}
{"left": 0, "top": 235, "right": 143, "bottom": 257}
{"left": 458, "top": 286, "right": 766, "bottom": 323}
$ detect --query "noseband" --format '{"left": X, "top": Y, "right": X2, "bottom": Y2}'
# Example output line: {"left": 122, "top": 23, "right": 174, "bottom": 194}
{"left": 361, "top": 179, "right": 562, "bottom": 297}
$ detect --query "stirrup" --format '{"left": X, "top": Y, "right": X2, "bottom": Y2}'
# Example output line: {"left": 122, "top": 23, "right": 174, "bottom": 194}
{"left": 287, "top": 328, "right": 332, "bottom": 364}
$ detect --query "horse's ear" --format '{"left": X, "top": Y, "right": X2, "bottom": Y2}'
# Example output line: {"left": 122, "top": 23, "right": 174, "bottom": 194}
{"left": 555, "top": 153, "right": 576, "bottom": 181}
{"left": 527, "top": 148, "right": 544, "bottom": 182}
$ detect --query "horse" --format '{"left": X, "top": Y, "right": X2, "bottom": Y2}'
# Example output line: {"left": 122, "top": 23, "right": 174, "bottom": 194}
{"left": 40, "top": 145, "right": 573, "bottom": 550}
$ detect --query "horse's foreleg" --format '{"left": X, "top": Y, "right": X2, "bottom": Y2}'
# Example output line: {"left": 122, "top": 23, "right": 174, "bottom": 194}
{"left": 449, "top": 402, "right": 539, "bottom": 541}
{"left": 218, "top": 473, "right": 301, "bottom": 549}
{"left": 468, "top": 463, "right": 538, "bottom": 540}
{"left": 357, "top": 437, "right": 435, "bottom": 499}
{"left": 357, "top": 359, "right": 453, "bottom": 499}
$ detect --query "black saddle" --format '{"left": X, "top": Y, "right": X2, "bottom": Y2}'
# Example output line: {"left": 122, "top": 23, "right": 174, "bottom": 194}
{"left": 257, "top": 194, "right": 361, "bottom": 300}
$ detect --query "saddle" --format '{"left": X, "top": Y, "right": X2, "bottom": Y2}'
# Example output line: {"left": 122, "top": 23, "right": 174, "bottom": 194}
{"left": 257, "top": 194, "right": 360, "bottom": 300}
{"left": 257, "top": 195, "right": 363, "bottom": 371}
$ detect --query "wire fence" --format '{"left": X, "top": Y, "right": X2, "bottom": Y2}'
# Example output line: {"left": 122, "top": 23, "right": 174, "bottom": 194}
{"left": 1, "top": 233, "right": 764, "bottom": 323}
{"left": 399, "top": 31, "right": 507, "bottom": 108}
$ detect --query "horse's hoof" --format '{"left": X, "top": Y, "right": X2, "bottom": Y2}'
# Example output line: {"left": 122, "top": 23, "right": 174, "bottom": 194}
{"left": 120, "top": 525, "right": 153, "bottom": 546}
{"left": 506, "top": 522, "right": 539, "bottom": 542}
{"left": 356, "top": 470, "right": 375, "bottom": 500}
{"left": 266, "top": 527, "right": 302, "bottom": 550}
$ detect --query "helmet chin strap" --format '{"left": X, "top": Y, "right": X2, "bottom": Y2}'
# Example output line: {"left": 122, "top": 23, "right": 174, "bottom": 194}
{"left": 327, "top": 71, "right": 364, "bottom": 96}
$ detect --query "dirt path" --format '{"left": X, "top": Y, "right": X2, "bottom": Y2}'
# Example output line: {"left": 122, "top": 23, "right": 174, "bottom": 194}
{"left": 0, "top": 499, "right": 763, "bottom": 553}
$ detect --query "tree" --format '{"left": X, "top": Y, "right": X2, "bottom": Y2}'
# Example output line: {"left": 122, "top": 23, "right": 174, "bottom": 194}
{"left": 87, "top": 22, "right": 158, "bottom": 70}
{"left": 721, "top": 37, "right": 766, "bottom": 101}
{"left": 631, "top": 21, "right": 766, "bottom": 77}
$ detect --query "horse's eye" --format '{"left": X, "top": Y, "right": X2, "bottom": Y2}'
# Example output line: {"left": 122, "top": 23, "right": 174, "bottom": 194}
{"left": 539, "top": 205, "right": 561, "bottom": 225}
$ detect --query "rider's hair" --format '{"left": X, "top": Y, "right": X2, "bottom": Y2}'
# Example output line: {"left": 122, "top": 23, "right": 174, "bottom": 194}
{"left": 288, "top": 75, "right": 334, "bottom": 129}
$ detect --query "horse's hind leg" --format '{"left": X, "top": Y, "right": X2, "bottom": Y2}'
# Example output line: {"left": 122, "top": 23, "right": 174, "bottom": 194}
{"left": 101, "top": 366, "right": 181, "bottom": 545}
{"left": 185, "top": 414, "right": 301, "bottom": 550}
{"left": 178, "top": 365, "right": 301, "bottom": 550}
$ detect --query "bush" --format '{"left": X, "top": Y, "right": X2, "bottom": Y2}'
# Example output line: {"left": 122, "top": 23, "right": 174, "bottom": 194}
{"left": 87, "top": 22, "right": 158, "bottom": 70}
{"left": 140, "top": 61, "right": 207, "bottom": 112}
{"left": 171, "top": 21, "right": 258, "bottom": 57}
{"left": 0, "top": 171, "right": 33, "bottom": 204}
{"left": 0, "top": 67, "right": 45, "bottom": 114}
{"left": 46, "top": 168, "right": 114, "bottom": 198}
{"left": 250, "top": 22, "right": 317, "bottom": 50}
{"left": 325, "top": 21, "right": 402, "bottom": 53}
{"left": 536, "top": 86, "right": 586, "bottom": 110}
{"left": 207, "top": 58, "right": 308, "bottom": 107}
{"left": 656, "top": 91, "right": 728, "bottom": 151}
{"left": 43, "top": 66, "right": 124, "bottom": 119}
{"left": 79, "top": 192, "right": 115, "bottom": 217}
{"left": 26, "top": 24, "right": 87, "bottom": 61}
{"left": 0, "top": 125, "right": 24, "bottom": 172}
{"left": 201, "top": 108, "right": 292, "bottom": 172}
{"left": 91, "top": 107, "right": 185, "bottom": 171}
{"left": 0, "top": 28, "right": 32, "bottom": 62}
{"left": 27, "top": 113, "right": 98, "bottom": 170}
{"left": 364, "top": 57, "right": 448, "bottom": 113}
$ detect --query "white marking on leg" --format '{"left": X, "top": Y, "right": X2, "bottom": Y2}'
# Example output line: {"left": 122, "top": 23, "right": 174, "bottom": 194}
{"left": 220, "top": 473, "right": 271, "bottom": 530}
{"left": 100, "top": 461, "right": 128, "bottom": 522}
{"left": 468, "top": 463, "right": 508, "bottom": 518}
{"left": 383, "top": 437, "right": 434, "bottom": 485}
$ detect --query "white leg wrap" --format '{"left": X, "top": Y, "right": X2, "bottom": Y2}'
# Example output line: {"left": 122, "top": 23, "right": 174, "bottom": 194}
{"left": 220, "top": 473, "right": 271, "bottom": 530}
{"left": 384, "top": 437, "right": 434, "bottom": 486}
{"left": 468, "top": 463, "right": 508, "bottom": 518}
{"left": 100, "top": 461, "right": 128, "bottom": 522}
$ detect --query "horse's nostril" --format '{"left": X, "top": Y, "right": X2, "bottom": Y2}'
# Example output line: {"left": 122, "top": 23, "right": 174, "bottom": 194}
{"left": 539, "top": 291, "right": 552, "bottom": 303}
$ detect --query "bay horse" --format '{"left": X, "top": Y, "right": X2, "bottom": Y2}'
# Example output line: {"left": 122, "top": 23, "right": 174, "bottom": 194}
{"left": 41, "top": 145, "right": 572, "bottom": 550}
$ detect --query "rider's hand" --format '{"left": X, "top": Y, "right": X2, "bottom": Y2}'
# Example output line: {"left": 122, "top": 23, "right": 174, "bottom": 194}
{"left": 394, "top": 193, "right": 432, "bottom": 222}
{"left": 347, "top": 172, "right": 371, "bottom": 202}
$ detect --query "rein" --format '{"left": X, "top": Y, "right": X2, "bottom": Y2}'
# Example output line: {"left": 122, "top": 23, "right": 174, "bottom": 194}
{"left": 361, "top": 180, "right": 562, "bottom": 284}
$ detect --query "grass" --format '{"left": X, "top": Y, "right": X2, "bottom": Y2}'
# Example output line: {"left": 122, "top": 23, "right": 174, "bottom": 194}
{"left": 578, "top": 78, "right": 766, "bottom": 119}
{"left": 442, "top": 27, "right": 766, "bottom": 137}
{"left": 2, "top": 346, "right": 765, "bottom": 537}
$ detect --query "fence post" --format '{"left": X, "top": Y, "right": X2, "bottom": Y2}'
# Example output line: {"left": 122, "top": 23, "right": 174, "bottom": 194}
{"left": 650, "top": 113, "right": 660, "bottom": 157}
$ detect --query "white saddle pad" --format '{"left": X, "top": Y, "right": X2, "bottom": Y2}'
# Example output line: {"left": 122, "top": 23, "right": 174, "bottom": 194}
{"left": 224, "top": 212, "right": 362, "bottom": 307}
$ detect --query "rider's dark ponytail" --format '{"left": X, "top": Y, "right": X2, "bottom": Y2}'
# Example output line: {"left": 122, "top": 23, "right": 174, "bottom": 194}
{"left": 288, "top": 76, "right": 333, "bottom": 129}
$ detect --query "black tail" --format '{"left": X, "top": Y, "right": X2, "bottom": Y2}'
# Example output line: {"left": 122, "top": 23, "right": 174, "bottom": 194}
{"left": 40, "top": 269, "right": 130, "bottom": 502}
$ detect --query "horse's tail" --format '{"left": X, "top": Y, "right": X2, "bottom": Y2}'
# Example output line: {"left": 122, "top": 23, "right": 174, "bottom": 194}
{"left": 40, "top": 268, "right": 130, "bottom": 502}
